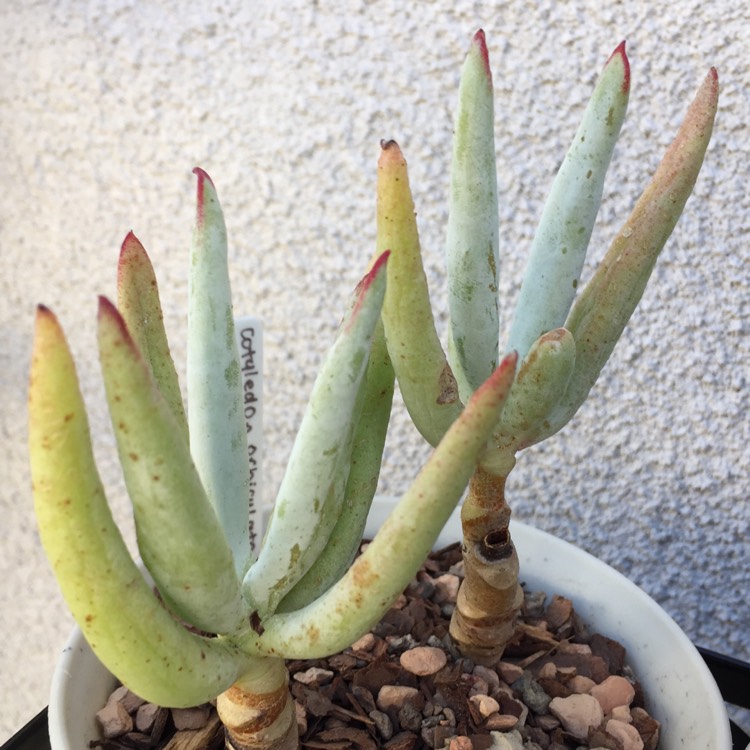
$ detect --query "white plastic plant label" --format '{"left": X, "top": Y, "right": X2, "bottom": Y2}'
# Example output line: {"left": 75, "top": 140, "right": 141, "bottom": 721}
{"left": 235, "top": 316, "right": 263, "bottom": 555}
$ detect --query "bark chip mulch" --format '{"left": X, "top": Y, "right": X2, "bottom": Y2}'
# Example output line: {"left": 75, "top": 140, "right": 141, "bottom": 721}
{"left": 94, "top": 542, "right": 660, "bottom": 750}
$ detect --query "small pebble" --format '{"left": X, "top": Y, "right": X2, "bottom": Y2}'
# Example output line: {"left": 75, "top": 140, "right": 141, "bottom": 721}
{"left": 631, "top": 707, "right": 661, "bottom": 750}
{"left": 292, "top": 667, "right": 334, "bottom": 686}
{"left": 399, "top": 701, "right": 423, "bottom": 732}
{"left": 134, "top": 703, "right": 160, "bottom": 733}
{"left": 497, "top": 661, "right": 524, "bottom": 684}
{"left": 377, "top": 685, "right": 421, "bottom": 712}
{"left": 108, "top": 686, "right": 146, "bottom": 714}
{"left": 351, "top": 632, "right": 377, "bottom": 652}
{"left": 369, "top": 710, "right": 394, "bottom": 740}
{"left": 512, "top": 673, "right": 551, "bottom": 714}
{"left": 171, "top": 705, "right": 210, "bottom": 730}
{"left": 96, "top": 701, "right": 133, "bottom": 739}
{"left": 389, "top": 634, "right": 418, "bottom": 652}
{"left": 473, "top": 664, "right": 501, "bottom": 691}
{"left": 590, "top": 675, "right": 635, "bottom": 713}
{"left": 537, "top": 662, "right": 557, "bottom": 680}
{"left": 535, "top": 713, "right": 560, "bottom": 732}
{"left": 556, "top": 642, "right": 592, "bottom": 655}
{"left": 610, "top": 704, "right": 632, "bottom": 723}
{"left": 606, "top": 718, "right": 645, "bottom": 750}
{"left": 568, "top": 675, "right": 596, "bottom": 694}
{"left": 468, "top": 676, "right": 490, "bottom": 697}
{"left": 400, "top": 646, "right": 447, "bottom": 676}
{"left": 449, "top": 737, "right": 473, "bottom": 750}
{"left": 469, "top": 694, "right": 500, "bottom": 718}
{"left": 484, "top": 713, "right": 518, "bottom": 730}
{"left": 548, "top": 694, "right": 604, "bottom": 741}
{"left": 488, "top": 728, "right": 524, "bottom": 750}
{"left": 545, "top": 595, "right": 573, "bottom": 629}
{"left": 432, "top": 574, "right": 460, "bottom": 603}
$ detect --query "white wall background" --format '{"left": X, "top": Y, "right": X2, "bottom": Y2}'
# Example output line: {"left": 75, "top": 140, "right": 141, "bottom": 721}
{"left": 1, "top": 0, "right": 748, "bottom": 740}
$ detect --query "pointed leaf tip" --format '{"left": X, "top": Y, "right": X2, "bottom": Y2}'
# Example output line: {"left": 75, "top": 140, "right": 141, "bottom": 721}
{"left": 378, "top": 139, "right": 405, "bottom": 164}
{"left": 97, "top": 294, "right": 117, "bottom": 317}
{"left": 118, "top": 231, "right": 145, "bottom": 267}
{"left": 476, "top": 351, "right": 518, "bottom": 400}
{"left": 707, "top": 66, "right": 719, "bottom": 93}
{"left": 367, "top": 249, "right": 390, "bottom": 280}
{"left": 606, "top": 40, "right": 630, "bottom": 93}
{"left": 192, "top": 168, "right": 217, "bottom": 226}
{"left": 471, "top": 29, "right": 491, "bottom": 80}
{"left": 349, "top": 251, "right": 389, "bottom": 326}
{"left": 192, "top": 166, "right": 214, "bottom": 186}
{"left": 97, "top": 296, "right": 132, "bottom": 342}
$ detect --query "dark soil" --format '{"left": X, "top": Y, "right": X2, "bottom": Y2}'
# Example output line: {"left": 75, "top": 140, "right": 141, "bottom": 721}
{"left": 94, "top": 542, "right": 659, "bottom": 750}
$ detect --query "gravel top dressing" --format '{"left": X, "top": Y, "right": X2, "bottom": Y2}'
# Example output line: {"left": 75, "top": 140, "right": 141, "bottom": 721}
{"left": 94, "top": 542, "right": 659, "bottom": 750}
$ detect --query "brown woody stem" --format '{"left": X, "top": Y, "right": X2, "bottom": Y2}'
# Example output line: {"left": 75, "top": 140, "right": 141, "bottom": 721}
{"left": 217, "top": 658, "right": 297, "bottom": 750}
{"left": 449, "top": 467, "right": 523, "bottom": 665}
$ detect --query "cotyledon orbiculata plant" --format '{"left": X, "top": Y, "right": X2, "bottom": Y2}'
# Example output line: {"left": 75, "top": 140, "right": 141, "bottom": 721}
{"left": 29, "top": 30, "right": 718, "bottom": 749}
{"left": 376, "top": 31, "right": 718, "bottom": 663}
{"left": 30, "top": 164, "right": 520, "bottom": 750}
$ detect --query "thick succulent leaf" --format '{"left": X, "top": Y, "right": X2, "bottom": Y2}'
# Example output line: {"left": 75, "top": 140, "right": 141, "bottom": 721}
{"left": 188, "top": 168, "right": 252, "bottom": 577}
{"left": 446, "top": 29, "right": 500, "bottom": 401}
{"left": 242, "top": 253, "right": 390, "bottom": 618}
{"left": 506, "top": 42, "right": 630, "bottom": 361}
{"left": 495, "top": 328, "right": 576, "bottom": 452}
{"left": 247, "top": 352, "right": 518, "bottom": 658}
{"left": 547, "top": 68, "right": 719, "bottom": 435}
{"left": 276, "top": 317, "right": 395, "bottom": 612}
{"left": 377, "top": 140, "right": 463, "bottom": 447}
{"left": 98, "top": 297, "right": 249, "bottom": 635}
{"left": 117, "top": 232, "right": 188, "bottom": 441}
{"left": 29, "top": 306, "right": 249, "bottom": 707}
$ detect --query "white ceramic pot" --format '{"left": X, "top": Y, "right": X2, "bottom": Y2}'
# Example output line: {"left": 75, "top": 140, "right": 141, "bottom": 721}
{"left": 49, "top": 497, "right": 731, "bottom": 749}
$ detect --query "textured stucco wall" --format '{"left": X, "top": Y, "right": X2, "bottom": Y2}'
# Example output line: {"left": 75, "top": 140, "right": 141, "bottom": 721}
{"left": 1, "top": 0, "right": 748, "bottom": 740}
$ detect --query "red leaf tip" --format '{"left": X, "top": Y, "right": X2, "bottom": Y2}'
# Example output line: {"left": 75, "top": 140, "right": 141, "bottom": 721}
{"left": 357, "top": 250, "right": 390, "bottom": 298}
{"left": 98, "top": 294, "right": 137, "bottom": 344}
{"left": 367, "top": 250, "right": 390, "bottom": 281}
{"left": 606, "top": 40, "right": 630, "bottom": 94}
{"left": 193, "top": 167, "right": 215, "bottom": 226}
{"left": 97, "top": 295, "right": 118, "bottom": 319}
{"left": 120, "top": 231, "right": 142, "bottom": 256}
{"left": 472, "top": 350, "right": 518, "bottom": 405}
{"left": 346, "top": 251, "right": 389, "bottom": 331}
{"left": 192, "top": 167, "right": 214, "bottom": 186}
{"left": 471, "top": 29, "right": 491, "bottom": 81}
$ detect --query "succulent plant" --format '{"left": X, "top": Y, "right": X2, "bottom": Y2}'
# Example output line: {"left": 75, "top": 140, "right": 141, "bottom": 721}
{"left": 377, "top": 31, "right": 718, "bottom": 663}
{"left": 29, "top": 166, "right": 517, "bottom": 749}
{"left": 29, "top": 29, "right": 717, "bottom": 750}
